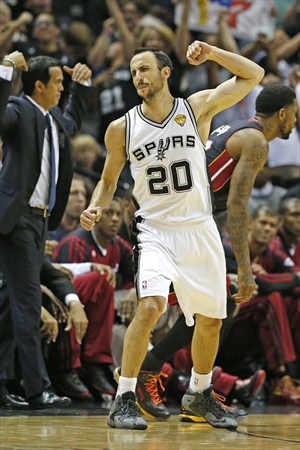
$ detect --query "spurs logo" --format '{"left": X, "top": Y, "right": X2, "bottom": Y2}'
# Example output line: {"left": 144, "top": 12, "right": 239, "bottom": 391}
{"left": 174, "top": 114, "right": 186, "bottom": 127}
{"left": 156, "top": 137, "right": 170, "bottom": 161}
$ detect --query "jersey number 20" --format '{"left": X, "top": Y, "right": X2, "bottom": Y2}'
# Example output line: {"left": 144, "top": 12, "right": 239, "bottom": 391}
{"left": 146, "top": 160, "right": 193, "bottom": 194}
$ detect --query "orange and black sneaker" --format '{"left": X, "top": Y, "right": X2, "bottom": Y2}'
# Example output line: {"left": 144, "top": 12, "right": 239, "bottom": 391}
{"left": 179, "top": 390, "right": 247, "bottom": 423}
{"left": 269, "top": 375, "right": 300, "bottom": 405}
{"left": 114, "top": 367, "right": 170, "bottom": 420}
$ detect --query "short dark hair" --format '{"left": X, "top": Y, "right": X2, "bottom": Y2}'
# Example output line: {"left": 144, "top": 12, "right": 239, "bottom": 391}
{"left": 21, "top": 56, "right": 62, "bottom": 96}
{"left": 278, "top": 197, "right": 300, "bottom": 215}
{"left": 255, "top": 84, "right": 296, "bottom": 117}
{"left": 133, "top": 47, "right": 173, "bottom": 75}
{"left": 251, "top": 204, "right": 278, "bottom": 220}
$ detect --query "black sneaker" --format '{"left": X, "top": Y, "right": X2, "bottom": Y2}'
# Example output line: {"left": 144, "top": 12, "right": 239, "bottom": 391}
{"left": 107, "top": 391, "right": 148, "bottom": 430}
{"left": 181, "top": 386, "right": 238, "bottom": 429}
{"left": 114, "top": 367, "right": 170, "bottom": 420}
{"left": 54, "top": 369, "right": 92, "bottom": 400}
{"left": 80, "top": 361, "right": 116, "bottom": 396}
{"left": 232, "top": 369, "right": 266, "bottom": 407}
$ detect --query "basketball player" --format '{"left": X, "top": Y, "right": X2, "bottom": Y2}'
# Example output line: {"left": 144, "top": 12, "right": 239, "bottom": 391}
{"left": 80, "top": 41, "right": 264, "bottom": 430}
{"left": 114, "top": 83, "right": 297, "bottom": 422}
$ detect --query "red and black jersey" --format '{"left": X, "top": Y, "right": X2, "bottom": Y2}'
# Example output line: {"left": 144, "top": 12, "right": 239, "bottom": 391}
{"left": 269, "top": 232, "right": 300, "bottom": 269}
{"left": 224, "top": 241, "right": 300, "bottom": 296}
{"left": 52, "top": 227, "right": 134, "bottom": 287}
{"left": 206, "top": 118, "right": 263, "bottom": 213}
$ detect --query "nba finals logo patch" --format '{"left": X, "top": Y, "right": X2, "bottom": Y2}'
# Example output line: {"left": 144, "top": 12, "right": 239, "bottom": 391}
{"left": 142, "top": 280, "right": 147, "bottom": 289}
{"left": 174, "top": 114, "right": 186, "bottom": 127}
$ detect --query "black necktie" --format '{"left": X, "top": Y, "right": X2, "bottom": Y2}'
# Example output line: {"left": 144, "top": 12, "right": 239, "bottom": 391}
{"left": 45, "top": 113, "right": 56, "bottom": 211}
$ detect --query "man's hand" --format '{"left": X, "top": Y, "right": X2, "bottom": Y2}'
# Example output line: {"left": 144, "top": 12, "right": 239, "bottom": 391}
{"left": 80, "top": 206, "right": 102, "bottom": 231}
{"left": 16, "top": 11, "right": 33, "bottom": 28}
{"left": 3, "top": 51, "right": 28, "bottom": 71}
{"left": 232, "top": 266, "right": 257, "bottom": 304}
{"left": 91, "top": 263, "right": 116, "bottom": 287}
{"left": 44, "top": 239, "right": 58, "bottom": 257}
{"left": 40, "top": 306, "right": 58, "bottom": 343}
{"left": 65, "top": 301, "right": 88, "bottom": 344}
{"left": 186, "top": 41, "right": 212, "bottom": 66}
{"left": 63, "top": 63, "right": 92, "bottom": 83}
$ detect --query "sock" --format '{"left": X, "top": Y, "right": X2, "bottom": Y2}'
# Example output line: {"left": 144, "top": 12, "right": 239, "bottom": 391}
{"left": 141, "top": 351, "right": 165, "bottom": 372}
{"left": 149, "top": 314, "right": 194, "bottom": 362}
{"left": 116, "top": 376, "right": 137, "bottom": 397}
{"left": 189, "top": 368, "right": 212, "bottom": 393}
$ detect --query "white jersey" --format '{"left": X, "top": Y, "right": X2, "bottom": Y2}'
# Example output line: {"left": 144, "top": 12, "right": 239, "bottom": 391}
{"left": 125, "top": 98, "right": 213, "bottom": 224}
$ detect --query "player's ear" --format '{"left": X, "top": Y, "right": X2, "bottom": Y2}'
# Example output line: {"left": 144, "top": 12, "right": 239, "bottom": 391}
{"left": 162, "top": 66, "right": 171, "bottom": 80}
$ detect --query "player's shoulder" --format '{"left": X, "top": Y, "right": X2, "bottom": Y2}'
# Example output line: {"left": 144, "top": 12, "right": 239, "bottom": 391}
{"left": 230, "top": 125, "right": 266, "bottom": 146}
{"left": 106, "top": 115, "right": 126, "bottom": 140}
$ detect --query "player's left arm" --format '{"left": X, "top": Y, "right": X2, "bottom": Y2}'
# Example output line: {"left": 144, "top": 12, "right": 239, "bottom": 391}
{"left": 226, "top": 131, "right": 269, "bottom": 302}
{"left": 187, "top": 41, "right": 264, "bottom": 141}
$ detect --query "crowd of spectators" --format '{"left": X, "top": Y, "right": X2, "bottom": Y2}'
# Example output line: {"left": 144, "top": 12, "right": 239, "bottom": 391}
{"left": 0, "top": 0, "right": 299, "bottom": 412}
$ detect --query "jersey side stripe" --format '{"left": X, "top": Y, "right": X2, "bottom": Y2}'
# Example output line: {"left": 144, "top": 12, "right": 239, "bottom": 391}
{"left": 183, "top": 99, "right": 205, "bottom": 148}
{"left": 125, "top": 112, "right": 131, "bottom": 161}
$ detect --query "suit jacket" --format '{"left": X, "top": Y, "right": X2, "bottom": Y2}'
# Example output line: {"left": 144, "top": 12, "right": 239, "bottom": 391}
{"left": 40, "top": 258, "right": 77, "bottom": 303}
{"left": 0, "top": 78, "right": 91, "bottom": 234}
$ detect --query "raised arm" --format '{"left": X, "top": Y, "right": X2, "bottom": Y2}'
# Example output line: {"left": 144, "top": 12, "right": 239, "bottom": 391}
{"left": 187, "top": 41, "right": 264, "bottom": 142}
{"left": 80, "top": 117, "right": 127, "bottom": 231}
{"left": 226, "top": 130, "right": 269, "bottom": 302}
{"left": 105, "top": 0, "right": 136, "bottom": 62}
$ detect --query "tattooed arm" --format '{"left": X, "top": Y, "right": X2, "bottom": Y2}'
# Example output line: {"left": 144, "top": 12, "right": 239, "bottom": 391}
{"left": 226, "top": 129, "right": 269, "bottom": 303}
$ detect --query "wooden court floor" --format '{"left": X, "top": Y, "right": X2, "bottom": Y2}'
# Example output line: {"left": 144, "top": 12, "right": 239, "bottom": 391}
{"left": 0, "top": 412, "right": 299, "bottom": 450}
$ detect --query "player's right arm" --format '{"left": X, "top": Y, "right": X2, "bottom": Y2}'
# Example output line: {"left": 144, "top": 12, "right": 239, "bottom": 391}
{"left": 80, "top": 117, "right": 127, "bottom": 231}
{"left": 226, "top": 129, "right": 269, "bottom": 303}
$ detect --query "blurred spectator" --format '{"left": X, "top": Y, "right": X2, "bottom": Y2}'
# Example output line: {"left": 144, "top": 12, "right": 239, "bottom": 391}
{"left": 268, "top": 126, "right": 300, "bottom": 189}
{"left": 103, "top": 0, "right": 148, "bottom": 63}
{"left": 46, "top": 174, "right": 90, "bottom": 257}
{"left": 220, "top": 205, "right": 300, "bottom": 405}
{"left": 51, "top": 199, "right": 134, "bottom": 400}
{"left": 22, "top": 0, "right": 52, "bottom": 15}
{"left": 60, "top": 20, "right": 94, "bottom": 67}
{"left": 248, "top": 164, "right": 287, "bottom": 215}
{"left": 39, "top": 257, "right": 90, "bottom": 400}
{"left": 15, "top": 12, "right": 70, "bottom": 64}
{"left": 174, "top": 0, "right": 277, "bottom": 47}
{"left": 0, "top": 2, "right": 33, "bottom": 57}
{"left": 92, "top": 41, "right": 141, "bottom": 146}
{"left": 270, "top": 196, "right": 300, "bottom": 375}
{"left": 71, "top": 134, "right": 106, "bottom": 186}
{"left": 282, "top": 0, "right": 300, "bottom": 41}
{"left": 12, "top": 0, "right": 53, "bottom": 39}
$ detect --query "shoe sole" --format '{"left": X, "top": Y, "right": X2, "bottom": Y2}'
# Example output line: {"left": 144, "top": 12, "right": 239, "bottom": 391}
{"left": 137, "top": 402, "right": 170, "bottom": 420}
{"left": 179, "top": 413, "right": 206, "bottom": 423}
{"left": 29, "top": 400, "right": 71, "bottom": 409}
{"left": 107, "top": 418, "right": 148, "bottom": 430}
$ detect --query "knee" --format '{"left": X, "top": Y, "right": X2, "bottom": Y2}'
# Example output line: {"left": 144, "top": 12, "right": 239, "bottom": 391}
{"left": 136, "top": 296, "right": 166, "bottom": 323}
{"left": 195, "top": 315, "right": 222, "bottom": 336}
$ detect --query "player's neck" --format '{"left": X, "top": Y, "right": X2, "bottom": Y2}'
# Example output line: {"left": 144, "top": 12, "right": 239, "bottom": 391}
{"left": 254, "top": 114, "right": 277, "bottom": 142}
{"left": 248, "top": 239, "right": 267, "bottom": 259}
{"left": 142, "top": 93, "right": 174, "bottom": 123}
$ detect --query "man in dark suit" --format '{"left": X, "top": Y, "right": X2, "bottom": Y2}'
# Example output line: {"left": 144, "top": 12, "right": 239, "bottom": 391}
{"left": 0, "top": 50, "right": 92, "bottom": 408}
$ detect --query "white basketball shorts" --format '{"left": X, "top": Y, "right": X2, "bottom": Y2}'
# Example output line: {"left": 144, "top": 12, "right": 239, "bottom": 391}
{"left": 134, "top": 215, "right": 227, "bottom": 326}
